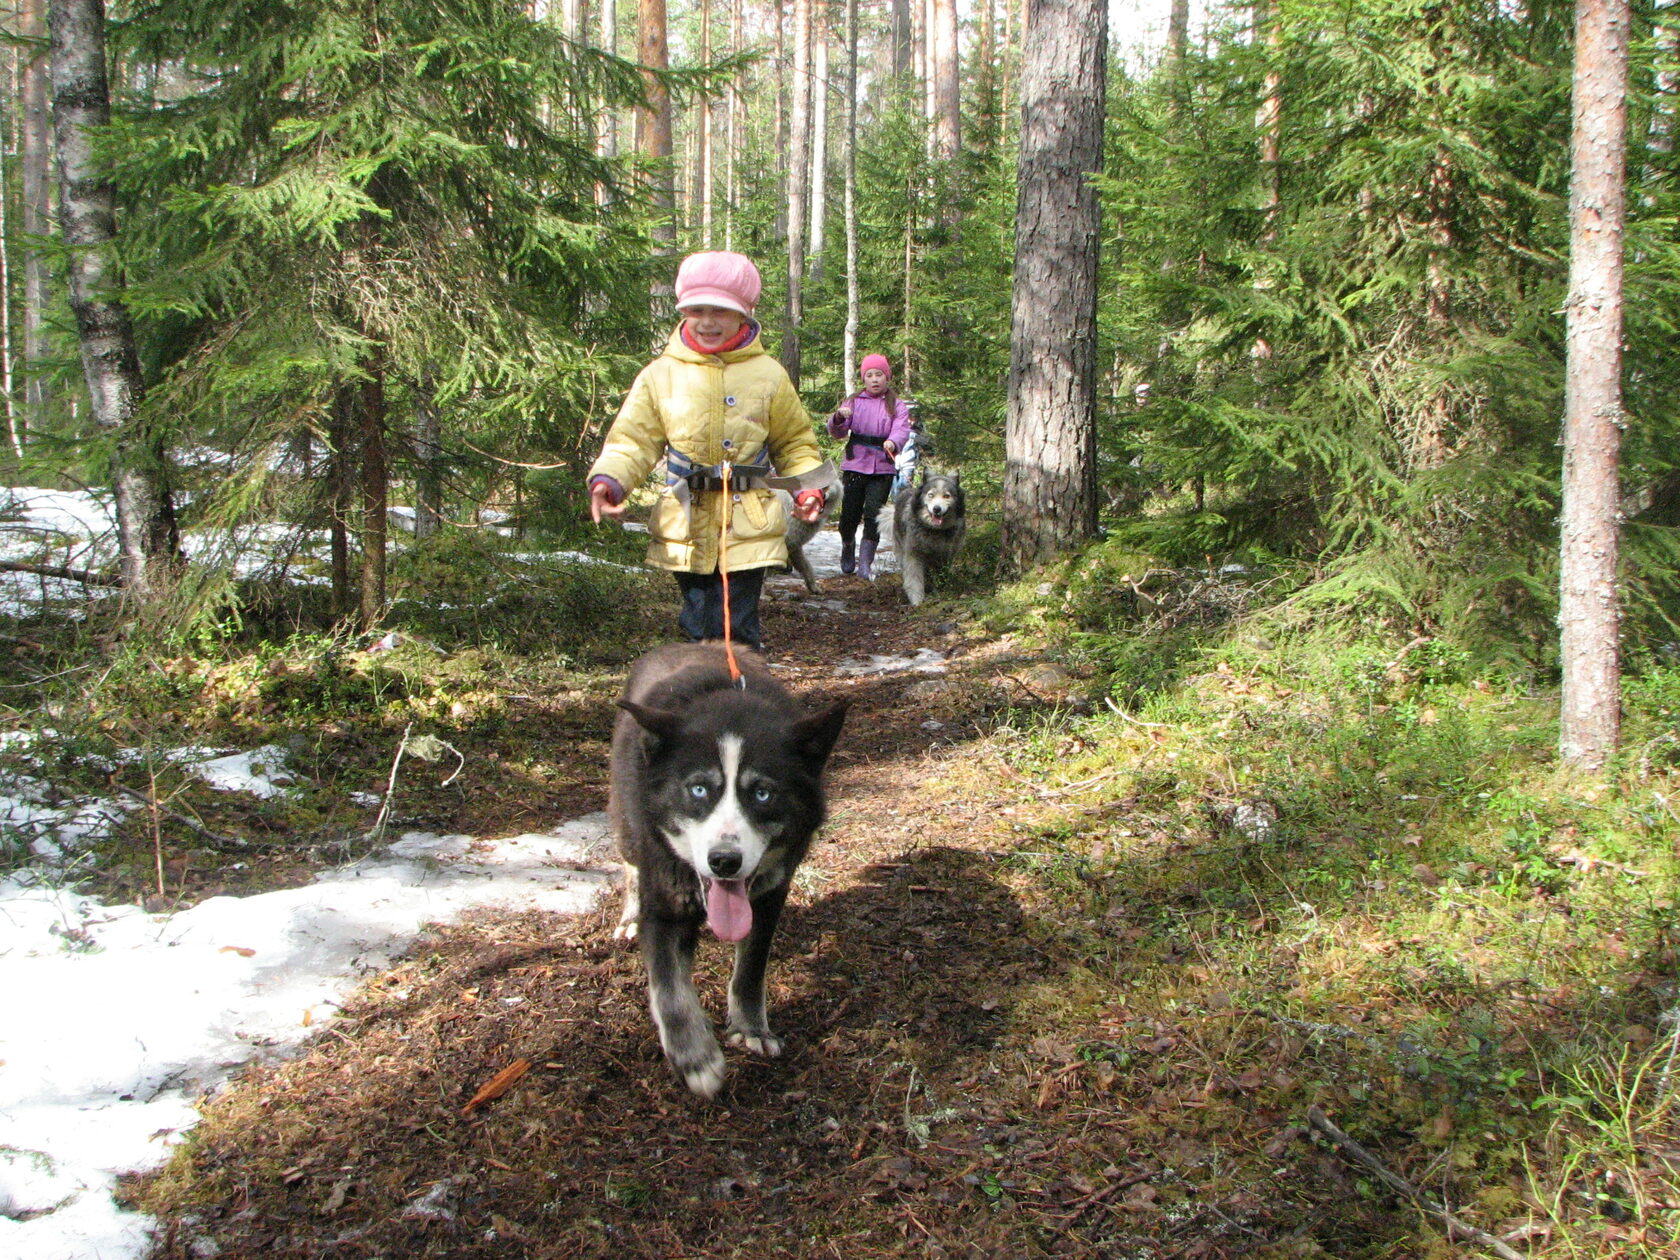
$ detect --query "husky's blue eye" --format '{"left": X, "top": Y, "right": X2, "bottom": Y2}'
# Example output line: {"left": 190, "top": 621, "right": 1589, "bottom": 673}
{"left": 688, "top": 783, "right": 709, "bottom": 800}
{"left": 752, "top": 786, "right": 772, "bottom": 804}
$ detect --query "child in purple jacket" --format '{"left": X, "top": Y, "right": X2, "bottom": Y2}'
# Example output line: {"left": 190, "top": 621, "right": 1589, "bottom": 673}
{"left": 828, "top": 353, "right": 912, "bottom": 579}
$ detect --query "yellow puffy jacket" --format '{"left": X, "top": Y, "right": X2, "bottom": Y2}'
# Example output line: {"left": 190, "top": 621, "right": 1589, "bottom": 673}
{"left": 589, "top": 325, "right": 825, "bottom": 574}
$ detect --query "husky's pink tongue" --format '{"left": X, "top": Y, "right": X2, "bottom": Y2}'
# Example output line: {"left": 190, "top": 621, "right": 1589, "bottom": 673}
{"left": 706, "top": 878, "right": 753, "bottom": 941}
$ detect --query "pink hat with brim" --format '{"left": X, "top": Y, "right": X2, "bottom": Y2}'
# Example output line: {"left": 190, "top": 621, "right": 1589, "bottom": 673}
{"left": 675, "top": 251, "right": 762, "bottom": 317}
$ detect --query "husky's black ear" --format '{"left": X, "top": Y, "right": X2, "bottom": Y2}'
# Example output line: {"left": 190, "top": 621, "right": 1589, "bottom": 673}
{"left": 793, "top": 701, "right": 849, "bottom": 766}
{"left": 618, "top": 699, "right": 684, "bottom": 747}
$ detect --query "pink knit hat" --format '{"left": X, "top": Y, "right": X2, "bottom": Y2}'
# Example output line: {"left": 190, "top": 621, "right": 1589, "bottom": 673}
{"left": 674, "top": 251, "right": 762, "bottom": 316}
{"left": 859, "top": 353, "right": 892, "bottom": 379}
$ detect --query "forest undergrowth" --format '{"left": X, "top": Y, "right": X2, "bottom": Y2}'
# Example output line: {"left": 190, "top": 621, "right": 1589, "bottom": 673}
{"left": 6, "top": 532, "right": 1679, "bottom": 1258}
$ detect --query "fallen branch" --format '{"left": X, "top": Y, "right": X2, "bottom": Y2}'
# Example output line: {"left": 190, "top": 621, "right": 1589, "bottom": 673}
{"left": 0, "top": 558, "right": 121, "bottom": 587}
{"left": 1305, "top": 1106, "right": 1523, "bottom": 1260}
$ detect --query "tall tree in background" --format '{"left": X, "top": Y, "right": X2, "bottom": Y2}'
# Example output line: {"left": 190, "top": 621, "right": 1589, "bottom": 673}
{"left": 1559, "top": 0, "right": 1631, "bottom": 770}
{"left": 1002, "top": 0, "right": 1106, "bottom": 571}
{"left": 808, "top": 18, "right": 828, "bottom": 285}
{"left": 47, "top": 0, "right": 181, "bottom": 597}
{"left": 842, "top": 0, "right": 859, "bottom": 383}
{"left": 931, "top": 0, "right": 959, "bottom": 161}
{"left": 784, "top": 0, "right": 812, "bottom": 385}
{"left": 21, "top": 0, "right": 52, "bottom": 435}
{"left": 637, "top": 0, "right": 677, "bottom": 281}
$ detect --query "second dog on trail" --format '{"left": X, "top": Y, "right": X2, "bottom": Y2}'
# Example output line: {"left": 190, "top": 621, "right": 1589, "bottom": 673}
{"left": 880, "top": 471, "right": 967, "bottom": 606}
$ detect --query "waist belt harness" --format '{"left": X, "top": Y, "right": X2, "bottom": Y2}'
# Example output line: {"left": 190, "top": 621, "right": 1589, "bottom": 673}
{"left": 844, "top": 431, "right": 888, "bottom": 461}
{"left": 664, "top": 447, "right": 837, "bottom": 523}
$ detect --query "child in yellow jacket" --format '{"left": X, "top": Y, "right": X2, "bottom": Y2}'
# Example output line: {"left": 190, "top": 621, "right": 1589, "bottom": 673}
{"left": 588, "top": 252, "right": 830, "bottom": 651}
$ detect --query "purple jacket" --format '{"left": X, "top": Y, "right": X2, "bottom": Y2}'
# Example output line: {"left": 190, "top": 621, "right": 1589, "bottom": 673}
{"left": 828, "top": 392, "right": 912, "bottom": 476}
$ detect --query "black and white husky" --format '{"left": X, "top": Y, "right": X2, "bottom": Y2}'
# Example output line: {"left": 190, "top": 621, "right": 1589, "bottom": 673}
{"left": 881, "top": 471, "right": 967, "bottom": 606}
{"left": 609, "top": 643, "right": 847, "bottom": 1097}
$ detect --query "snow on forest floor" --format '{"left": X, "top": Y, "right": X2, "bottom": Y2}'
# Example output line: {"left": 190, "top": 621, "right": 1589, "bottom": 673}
{"left": 0, "top": 491, "right": 945, "bottom": 1259}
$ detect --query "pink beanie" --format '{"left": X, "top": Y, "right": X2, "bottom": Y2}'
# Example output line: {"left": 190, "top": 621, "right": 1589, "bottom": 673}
{"left": 860, "top": 353, "right": 892, "bottom": 379}
{"left": 674, "top": 251, "right": 762, "bottom": 316}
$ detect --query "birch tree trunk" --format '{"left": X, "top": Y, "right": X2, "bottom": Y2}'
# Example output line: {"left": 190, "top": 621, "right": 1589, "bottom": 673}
{"left": 22, "top": 0, "right": 52, "bottom": 432}
{"left": 1001, "top": 0, "right": 1106, "bottom": 572}
{"left": 783, "top": 0, "right": 812, "bottom": 386}
{"left": 1559, "top": 0, "right": 1631, "bottom": 771}
{"left": 808, "top": 25, "right": 828, "bottom": 285}
{"left": 414, "top": 378, "right": 442, "bottom": 541}
{"left": 598, "top": 0, "right": 617, "bottom": 163}
{"left": 0, "top": 51, "right": 18, "bottom": 458}
{"left": 843, "top": 0, "right": 859, "bottom": 385}
{"left": 48, "top": 0, "right": 181, "bottom": 597}
{"left": 358, "top": 348, "right": 387, "bottom": 630}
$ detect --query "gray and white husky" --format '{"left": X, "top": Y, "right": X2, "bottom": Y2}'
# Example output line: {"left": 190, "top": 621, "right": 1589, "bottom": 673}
{"left": 609, "top": 643, "right": 847, "bottom": 1097}
{"left": 880, "top": 471, "right": 967, "bottom": 606}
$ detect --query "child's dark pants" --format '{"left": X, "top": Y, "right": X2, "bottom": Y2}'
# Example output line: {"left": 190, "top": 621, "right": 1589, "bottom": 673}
{"left": 674, "top": 566, "right": 766, "bottom": 649}
{"left": 839, "top": 470, "right": 894, "bottom": 546}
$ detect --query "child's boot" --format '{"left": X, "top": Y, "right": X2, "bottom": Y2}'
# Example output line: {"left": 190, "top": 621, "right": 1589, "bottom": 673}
{"left": 840, "top": 537, "right": 856, "bottom": 575}
{"left": 858, "top": 539, "right": 876, "bottom": 581}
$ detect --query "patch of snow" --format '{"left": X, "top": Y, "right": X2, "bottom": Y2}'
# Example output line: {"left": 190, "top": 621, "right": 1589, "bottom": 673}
{"left": 834, "top": 648, "right": 947, "bottom": 677}
{"left": 0, "top": 814, "right": 615, "bottom": 1260}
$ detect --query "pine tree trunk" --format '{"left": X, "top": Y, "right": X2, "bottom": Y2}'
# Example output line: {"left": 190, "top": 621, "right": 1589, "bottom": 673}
{"left": 636, "top": 0, "right": 676, "bottom": 277}
{"left": 48, "top": 0, "right": 181, "bottom": 597}
{"left": 1001, "top": 0, "right": 1106, "bottom": 573}
{"left": 1559, "top": 0, "right": 1631, "bottom": 771}
{"left": 698, "top": 0, "right": 713, "bottom": 246}
{"left": 932, "top": 0, "right": 959, "bottom": 161}
{"left": 843, "top": 0, "right": 859, "bottom": 385}
{"left": 922, "top": 0, "right": 936, "bottom": 135}
{"left": 808, "top": 27, "right": 828, "bottom": 285}
{"left": 783, "top": 0, "right": 811, "bottom": 386}
{"left": 22, "top": 0, "right": 53, "bottom": 432}
{"left": 725, "top": 0, "right": 741, "bottom": 248}
{"left": 774, "top": 0, "right": 787, "bottom": 242}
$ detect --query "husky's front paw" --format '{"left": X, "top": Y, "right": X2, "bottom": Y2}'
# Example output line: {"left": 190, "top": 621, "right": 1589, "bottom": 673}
{"left": 726, "top": 1023, "right": 783, "bottom": 1058}
{"left": 611, "top": 918, "right": 639, "bottom": 943}
{"left": 670, "top": 1037, "right": 727, "bottom": 1098}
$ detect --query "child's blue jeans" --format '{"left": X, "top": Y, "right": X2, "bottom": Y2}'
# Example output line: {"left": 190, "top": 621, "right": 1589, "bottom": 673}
{"left": 674, "top": 566, "right": 766, "bottom": 650}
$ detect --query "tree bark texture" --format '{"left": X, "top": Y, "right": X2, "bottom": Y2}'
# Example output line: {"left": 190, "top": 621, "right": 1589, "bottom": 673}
{"left": 808, "top": 27, "right": 828, "bottom": 284}
{"left": 843, "top": 0, "right": 859, "bottom": 386}
{"left": 1001, "top": 0, "right": 1106, "bottom": 573}
{"left": 1559, "top": 0, "right": 1631, "bottom": 771}
{"left": 891, "top": 0, "right": 911, "bottom": 81}
{"left": 932, "top": 0, "right": 960, "bottom": 160}
{"left": 783, "top": 0, "right": 812, "bottom": 386}
{"left": 22, "top": 0, "right": 53, "bottom": 429}
{"left": 48, "top": 0, "right": 181, "bottom": 597}
{"left": 636, "top": 0, "right": 676, "bottom": 264}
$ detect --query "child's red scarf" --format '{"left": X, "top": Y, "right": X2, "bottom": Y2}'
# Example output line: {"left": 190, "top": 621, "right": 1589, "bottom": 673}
{"left": 681, "top": 319, "right": 757, "bottom": 356}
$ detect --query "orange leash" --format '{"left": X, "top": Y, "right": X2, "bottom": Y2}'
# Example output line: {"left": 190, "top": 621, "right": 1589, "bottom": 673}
{"left": 718, "top": 462, "right": 743, "bottom": 686}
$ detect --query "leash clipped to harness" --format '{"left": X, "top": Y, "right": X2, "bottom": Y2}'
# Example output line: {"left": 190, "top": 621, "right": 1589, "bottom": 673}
{"left": 718, "top": 462, "right": 745, "bottom": 688}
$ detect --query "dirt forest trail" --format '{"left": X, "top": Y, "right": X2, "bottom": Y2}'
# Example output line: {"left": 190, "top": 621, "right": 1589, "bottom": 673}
{"left": 137, "top": 538, "right": 1370, "bottom": 1260}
